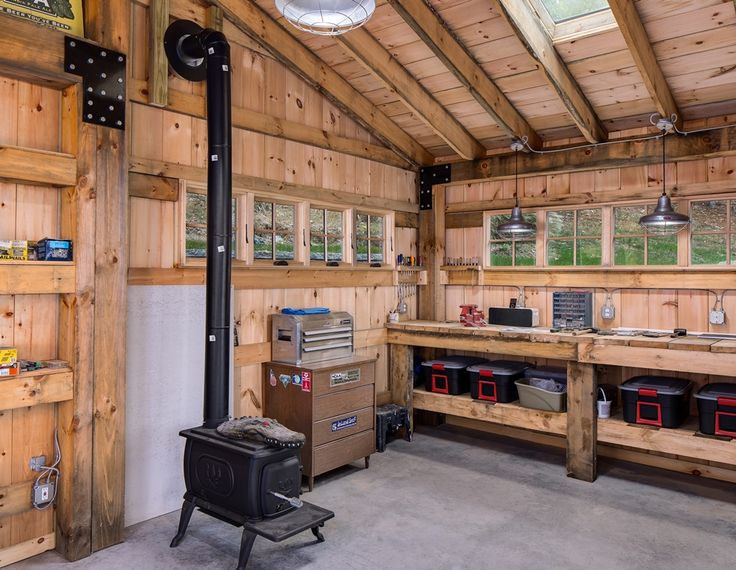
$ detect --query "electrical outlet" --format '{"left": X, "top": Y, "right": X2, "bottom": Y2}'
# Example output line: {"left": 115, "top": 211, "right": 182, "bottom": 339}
{"left": 30, "top": 455, "right": 47, "bottom": 471}
{"left": 709, "top": 309, "right": 726, "bottom": 325}
{"left": 601, "top": 304, "right": 615, "bottom": 320}
{"left": 33, "top": 481, "right": 55, "bottom": 506}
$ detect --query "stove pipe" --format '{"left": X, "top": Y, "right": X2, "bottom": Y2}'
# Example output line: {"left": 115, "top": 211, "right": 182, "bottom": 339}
{"left": 164, "top": 20, "right": 232, "bottom": 428}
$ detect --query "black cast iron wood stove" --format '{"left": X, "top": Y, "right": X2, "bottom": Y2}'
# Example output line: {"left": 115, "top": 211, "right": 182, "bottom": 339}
{"left": 163, "top": 20, "right": 333, "bottom": 569}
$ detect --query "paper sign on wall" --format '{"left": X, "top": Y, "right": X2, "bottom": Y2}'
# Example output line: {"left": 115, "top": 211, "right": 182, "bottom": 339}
{"left": 0, "top": 0, "right": 84, "bottom": 36}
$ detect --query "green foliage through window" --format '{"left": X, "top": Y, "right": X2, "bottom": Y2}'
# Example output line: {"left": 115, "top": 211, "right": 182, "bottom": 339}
{"left": 613, "top": 205, "right": 677, "bottom": 266}
{"left": 690, "top": 199, "right": 735, "bottom": 265}
{"left": 489, "top": 213, "right": 537, "bottom": 266}
{"left": 546, "top": 208, "right": 601, "bottom": 266}
{"left": 185, "top": 191, "right": 237, "bottom": 258}
{"left": 254, "top": 200, "right": 295, "bottom": 260}
{"left": 356, "top": 212, "right": 384, "bottom": 264}
{"left": 310, "top": 208, "right": 344, "bottom": 261}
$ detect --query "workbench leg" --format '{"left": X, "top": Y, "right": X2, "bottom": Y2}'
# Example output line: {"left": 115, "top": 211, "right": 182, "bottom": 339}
{"left": 390, "top": 343, "right": 414, "bottom": 430}
{"left": 566, "top": 361, "right": 597, "bottom": 482}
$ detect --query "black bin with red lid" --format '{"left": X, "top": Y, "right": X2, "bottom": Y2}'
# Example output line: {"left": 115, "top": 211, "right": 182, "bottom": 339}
{"left": 420, "top": 356, "right": 485, "bottom": 395}
{"left": 620, "top": 376, "right": 693, "bottom": 428}
{"left": 695, "top": 383, "right": 736, "bottom": 437}
{"left": 467, "top": 360, "right": 530, "bottom": 403}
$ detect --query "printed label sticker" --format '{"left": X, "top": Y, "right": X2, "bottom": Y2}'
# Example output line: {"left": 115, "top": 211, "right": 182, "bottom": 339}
{"left": 302, "top": 371, "right": 312, "bottom": 393}
{"left": 331, "top": 416, "right": 357, "bottom": 432}
{"left": 292, "top": 374, "right": 302, "bottom": 386}
{"left": 279, "top": 374, "right": 291, "bottom": 388}
{"left": 269, "top": 369, "right": 277, "bottom": 387}
{"left": 330, "top": 368, "right": 360, "bottom": 387}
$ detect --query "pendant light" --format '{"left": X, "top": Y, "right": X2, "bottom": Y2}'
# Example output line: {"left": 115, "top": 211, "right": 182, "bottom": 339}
{"left": 639, "top": 120, "right": 690, "bottom": 234}
{"left": 275, "top": 0, "right": 376, "bottom": 36}
{"left": 498, "top": 140, "right": 536, "bottom": 240}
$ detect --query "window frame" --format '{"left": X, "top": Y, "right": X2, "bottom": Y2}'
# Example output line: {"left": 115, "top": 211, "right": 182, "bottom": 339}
{"left": 527, "top": 0, "right": 617, "bottom": 43}
{"left": 251, "top": 197, "right": 302, "bottom": 264}
{"left": 689, "top": 197, "right": 736, "bottom": 267}
{"left": 612, "top": 202, "right": 680, "bottom": 267}
{"left": 484, "top": 209, "right": 540, "bottom": 268}
{"left": 308, "top": 204, "right": 349, "bottom": 264}
{"left": 354, "top": 210, "right": 392, "bottom": 266}
{"left": 545, "top": 206, "right": 604, "bottom": 267}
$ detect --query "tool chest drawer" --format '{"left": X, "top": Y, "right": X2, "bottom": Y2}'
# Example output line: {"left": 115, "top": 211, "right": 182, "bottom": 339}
{"left": 314, "top": 384, "right": 375, "bottom": 421}
{"left": 313, "top": 430, "right": 376, "bottom": 477}
{"left": 313, "top": 406, "right": 374, "bottom": 446}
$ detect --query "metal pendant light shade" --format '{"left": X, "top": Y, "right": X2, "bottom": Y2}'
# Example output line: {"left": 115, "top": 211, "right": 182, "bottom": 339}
{"left": 497, "top": 140, "right": 536, "bottom": 240}
{"left": 275, "top": 0, "right": 376, "bottom": 35}
{"left": 639, "top": 123, "right": 690, "bottom": 235}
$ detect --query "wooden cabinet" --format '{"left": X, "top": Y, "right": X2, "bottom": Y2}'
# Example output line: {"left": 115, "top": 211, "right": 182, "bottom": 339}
{"left": 263, "top": 356, "right": 376, "bottom": 490}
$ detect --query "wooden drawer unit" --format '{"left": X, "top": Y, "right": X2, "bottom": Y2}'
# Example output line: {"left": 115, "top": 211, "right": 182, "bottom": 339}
{"left": 264, "top": 356, "right": 376, "bottom": 490}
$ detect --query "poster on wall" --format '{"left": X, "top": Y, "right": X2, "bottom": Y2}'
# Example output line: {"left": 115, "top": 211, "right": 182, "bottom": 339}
{"left": 0, "top": 0, "right": 84, "bottom": 36}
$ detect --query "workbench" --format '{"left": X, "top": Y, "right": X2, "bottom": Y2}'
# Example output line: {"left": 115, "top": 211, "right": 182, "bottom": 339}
{"left": 387, "top": 321, "right": 736, "bottom": 484}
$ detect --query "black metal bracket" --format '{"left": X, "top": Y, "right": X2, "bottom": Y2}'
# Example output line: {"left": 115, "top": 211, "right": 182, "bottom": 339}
{"left": 64, "top": 37, "right": 126, "bottom": 130}
{"left": 419, "top": 164, "right": 451, "bottom": 210}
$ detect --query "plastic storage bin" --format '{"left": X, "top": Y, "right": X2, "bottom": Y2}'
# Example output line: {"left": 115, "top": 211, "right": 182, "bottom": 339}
{"left": 421, "top": 356, "right": 485, "bottom": 395}
{"left": 467, "top": 360, "right": 529, "bottom": 403}
{"left": 695, "top": 383, "right": 736, "bottom": 437}
{"left": 515, "top": 366, "right": 567, "bottom": 412}
{"left": 620, "top": 376, "right": 693, "bottom": 428}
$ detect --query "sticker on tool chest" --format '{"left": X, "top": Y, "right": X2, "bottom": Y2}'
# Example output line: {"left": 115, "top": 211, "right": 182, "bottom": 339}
{"left": 301, "top": 371, "right": 311, "bottom": 392}
{"left": 330, "top": 368, "right": 360, "bottom": 387}
{"left": 292, "top": 374, "right": 302, "bottom": 386}
{"left": 331, "top": 415, "right": 357, "bottom": 432}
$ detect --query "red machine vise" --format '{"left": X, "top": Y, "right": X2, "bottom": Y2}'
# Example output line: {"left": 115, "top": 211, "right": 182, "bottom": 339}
{"left": 459, "top": 304, "right": 486, "bottom": 327}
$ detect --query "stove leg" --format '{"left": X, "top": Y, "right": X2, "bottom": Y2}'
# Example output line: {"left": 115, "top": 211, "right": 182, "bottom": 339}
{"left": 237, "top": 530, "right": 257, "bottom": 570}
{"left": 170, "top": 498, "right": 196, "bottom": 548}
{"left": 311, "top": 524, "right": 325, "bottom": 543}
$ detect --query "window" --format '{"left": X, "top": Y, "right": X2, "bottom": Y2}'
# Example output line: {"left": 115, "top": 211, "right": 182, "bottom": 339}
{"left": 690, "top": 199, "right": 735, "bottom": 265}
{"left": 355, "top": 212, "right": 384, "bottom": 264}
{"left": 538, "top": 0, "right": 609, "bottom": 23}
{"left": 488, "top": 212, "right": 536, "bottom": 266}
{"left": 254, "top": 200, "right": 296, "bottom": 261}
{"left": 185, "top": 190, "right": 237, "bottom": 259}
{"left": 310, "top": 207, "right": 344, "bottom": 262}
{"left": 546, "top": 208, "right": 602, "bottom": 266}
{"left": 613, "top": 205, "right": 678, "bottom": 266}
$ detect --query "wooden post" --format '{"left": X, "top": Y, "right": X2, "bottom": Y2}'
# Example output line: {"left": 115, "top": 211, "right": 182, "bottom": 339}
{"left": 148, "top": 0, "right": 169, "bottom": 107}
{"left": 418, "top": 185, "right": 445, "bottom": 321}
{"left": 206, "top": 5, "right": 224, "bottom": 32}
{"left": 566, "top": 359, "right": 597, "bottom": 482}
{"left": 389, "top": 343, "right": 413, "bottom": 425}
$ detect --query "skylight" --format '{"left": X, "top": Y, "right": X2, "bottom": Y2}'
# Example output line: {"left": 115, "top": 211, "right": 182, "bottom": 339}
{"left": 539, "top": 0, "right": 609, "bottom": 23}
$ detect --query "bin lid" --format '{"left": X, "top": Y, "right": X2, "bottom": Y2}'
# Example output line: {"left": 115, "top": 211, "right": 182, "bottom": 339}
{"left": 694, "top": 382, "right": 736, "bottom": 401}
{"left": 620, "top": 375, "right": 693, "bottom": 395}
{"left": 467, "top": 360, "right": 530, "bottom": 376}
{"left": 421, "top": 356, "right": 486, "bottom": 370}
{"left": 524, "top": 366, "right": 566, "bottom": 383}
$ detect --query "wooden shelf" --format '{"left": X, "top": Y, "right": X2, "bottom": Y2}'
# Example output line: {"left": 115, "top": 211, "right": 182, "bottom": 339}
{"left": 395, "top": 268, "right": 428, "bottom": 285}
{"left": 413, "top": 389, "right": 567, "bottom": 436}
{"left": 598, "top": 414, "right": 735, "bottom": 466}
{"left": 0, "top": 145, "right": 77, "bottom": 186}
{"left": 0, "top": 261, "right": 75, "bottom": 294}
{"left": 0, "top": 368, "right": 73, "bottom": 411}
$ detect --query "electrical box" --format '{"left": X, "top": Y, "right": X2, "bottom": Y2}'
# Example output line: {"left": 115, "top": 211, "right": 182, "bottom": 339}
{"left": 709, "top": 309, "right": 726, "bottom": 326}
{"left": 33, "top": 482, "right": 55, "bottom": 506}
{"left": 601, "top": 304, "right": 615, "bottom": 321}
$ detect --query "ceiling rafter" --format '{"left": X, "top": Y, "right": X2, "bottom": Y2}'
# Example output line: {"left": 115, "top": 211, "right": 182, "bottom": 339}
{"left": 335, "top": 28, "right": 486, "bottom": 160}
{"left": 607, "top": 0, "right": 682, "bottom": 128}
{"left": 387, "top": 0, "right": 542, "bottom": 150}
{"left": 495, "top": 0, "right": 607, "bottom": 144}
{"left": 209, "top": 0, "right": 435, "bottom": 167}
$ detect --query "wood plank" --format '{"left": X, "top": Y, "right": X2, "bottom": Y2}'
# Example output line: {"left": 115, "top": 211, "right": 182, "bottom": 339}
{"left": 710, "top": 339, "right": 736, "bottom": 354}
{"left": 0, "top": 263, "right": 75, "bottom": 295}
{"left": 566, "top": 360, "right": 596, "bottom": 482}
{"left": 148, "top": 0, "right": 170, "bottom": 107}
{"left": 667, "top": 337, "right": 719, "bottom": 351}
{"left": 0, "top": 369, "right": 73, "bottom": 412}
{"left": 0, "top": 533, "right": 55, "bottom": 567}
{"left": 447, "top": 126, "right": 736, "bottom": 184}
{"left": 394, "top": 211, "right": 418, "bottom": 229}
{"left": 129, "top": 156, "right": 419, "bottom": 213}
{"left": 606, "top": 0, "right": 681, "bottom": 127}
{"left": 128, "top": 172, "right": 178, "bottom": 201}
{"left": 414, "top": 390, "right": 567, "bottom": 434}
{"left": 442, "top": 268, "right": 736, "bottom": 291}
{"left": 495, "top": 0, "right": 606, "bottom": 143}
{"left": 335, "top": 29, "right": 485, "bottom": 160}
{"left": 212, "top": 0, "right": 434, "bottom": 166}
{"left": 0, "top": 146, "right": 76, "bottom": 187}
{"left": 578, "top": 343, "right": 736, "bottom": 377}
{"left": 388, "top": 0, "right": 542, "bottom": 149}
{"left": 206, "top": 5, "right": 225, "bottom": 32}
{"left": 0, "top": 482, "right": 33, "bottom": 519}
{"left": 389, "top": 343, "right": 413, "bottom": 411}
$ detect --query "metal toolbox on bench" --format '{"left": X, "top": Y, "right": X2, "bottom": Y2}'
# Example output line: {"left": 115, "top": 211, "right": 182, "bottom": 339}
{"left": 271, "top": 312, "right": 354, "bottom": 366}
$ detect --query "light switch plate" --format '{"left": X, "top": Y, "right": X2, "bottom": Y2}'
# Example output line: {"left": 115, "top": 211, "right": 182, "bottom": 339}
{"left": 601, "top": 304, "right": 615, "bottom": 320}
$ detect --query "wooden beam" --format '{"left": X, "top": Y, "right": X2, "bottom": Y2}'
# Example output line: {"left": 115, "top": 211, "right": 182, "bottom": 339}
{"left": 395, "top": 211, "right": 419, "bottom": 229}
{"left": 418, "top": 186, "right": 445, "bottom": 320}
{"left": 0, "top": 369, "right": 74, "bottom": 412}
{"left": 335, "top": 29, "right": 485, "bottom": 160}
{"left": 129, "top": 156, "right": 419, "bottom": 213}
{"left": 446, "top": 126, "right": 736, "bottom": 184}
{"left": 128, "top": 90, "right": 411, "bottom": 170}
{"left": 495, "top": 0, "right": 606, "bottom": 143}
{"left": 388, "top": 0, "right": 541, "bottom": 150}
{"left": 607, "top": 0, "right": 681, "bottom": 127}
{"left": 0, "top": 534, "right": 55, "bottom": 567}
{"left": 205, "top": 5, "right": 224, "bottom": 31}
{"left": 148, "top": 0, "right": 169, "bottom": 107}
{"left": 566, "top": 360, "right": 596, "bottom": 482}
{"left": 129, "top": 172, "right": 178, "bottom": 201}
{"left": 0, "top": 146, "right": 77, "bottom": 186}
{"left": 389, "top": 344, "right": 413, "bottom": 416}
{"left": 0, "top": 262, "right": 75, "bottom": 294}
{"left": 446, "top": 179, "right": 736, "bottom": 214}
{"left": 0, "top": 14, "right": 78, "bottom": 87}
{"left": 0, "top": 481, "right": 33, "bottom": 519}
{"left": 210, "top": 0, "right": 434, "bottom": 166}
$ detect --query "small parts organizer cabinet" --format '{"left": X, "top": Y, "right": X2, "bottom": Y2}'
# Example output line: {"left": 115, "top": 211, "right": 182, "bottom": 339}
{"left": 264, "top": 356, "right": 376, "bottom": 491}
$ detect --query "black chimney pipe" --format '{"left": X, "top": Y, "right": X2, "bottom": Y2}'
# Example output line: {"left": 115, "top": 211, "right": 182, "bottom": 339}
{"left": 164, "top": 20, "right": 232, "bottom": 428}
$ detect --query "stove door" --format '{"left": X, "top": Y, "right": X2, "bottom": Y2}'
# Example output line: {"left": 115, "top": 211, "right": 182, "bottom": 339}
{"left": 261, "top": 456, "right": 301, "bottom": 517}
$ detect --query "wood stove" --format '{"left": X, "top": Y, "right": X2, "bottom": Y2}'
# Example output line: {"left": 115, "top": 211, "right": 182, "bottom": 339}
{"left": 163, "top": 20, "right": 333, "bottom": 569}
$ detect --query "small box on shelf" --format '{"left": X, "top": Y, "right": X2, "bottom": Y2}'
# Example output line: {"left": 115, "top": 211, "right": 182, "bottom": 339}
{"left": 36, "top": 239, "right": 73, "bottom": 261}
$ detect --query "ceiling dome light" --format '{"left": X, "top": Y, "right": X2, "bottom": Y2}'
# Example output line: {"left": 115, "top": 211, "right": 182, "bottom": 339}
{"left": 639, "top": 121, "right": 690, "bottom": 235}
{"left": 275, "top": 0, "right": 376, "bottom": 36}
{"left": 498, "top": 140, "right": 536, "bottom": 240}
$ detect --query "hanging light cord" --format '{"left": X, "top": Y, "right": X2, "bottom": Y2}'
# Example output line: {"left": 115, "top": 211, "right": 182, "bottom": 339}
{"left": 661, "top": 129, "right": 666, "bottom": 196}
{"left": 518, "top": 113, "right": 735, "bottom": 155}
{"left": 514, "top": 148, "right": 519, "bottom": 206}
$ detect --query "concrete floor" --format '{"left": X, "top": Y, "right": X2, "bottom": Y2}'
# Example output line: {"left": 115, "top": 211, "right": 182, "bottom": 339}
{"left": 13, "top": 425, "right": 736, "bottom": 570}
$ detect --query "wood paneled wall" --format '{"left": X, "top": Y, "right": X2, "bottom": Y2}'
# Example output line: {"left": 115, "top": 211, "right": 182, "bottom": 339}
{"left": 127, "top": 0, "right": 418, "bottom": 416}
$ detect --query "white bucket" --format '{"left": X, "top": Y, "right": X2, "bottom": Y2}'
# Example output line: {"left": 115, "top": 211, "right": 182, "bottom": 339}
{"left": 597, "top": 387, "right": 611, "bottom": 418}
